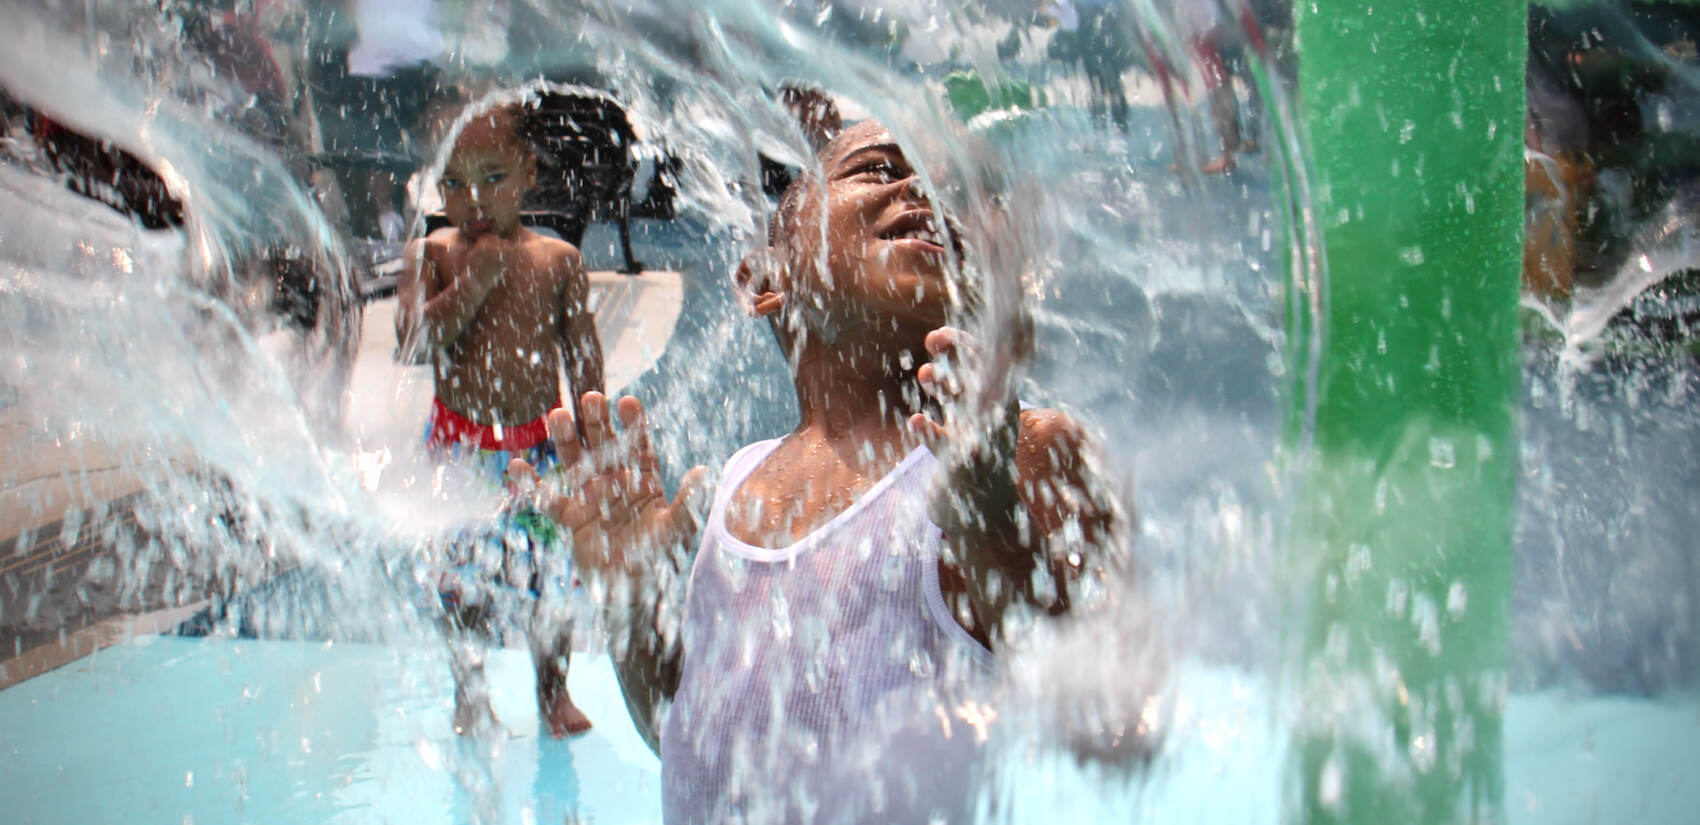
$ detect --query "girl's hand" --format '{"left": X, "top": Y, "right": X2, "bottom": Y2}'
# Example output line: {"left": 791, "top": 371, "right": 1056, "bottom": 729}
{"left": 510, "top": 392, "right": 707, "bottom": 579}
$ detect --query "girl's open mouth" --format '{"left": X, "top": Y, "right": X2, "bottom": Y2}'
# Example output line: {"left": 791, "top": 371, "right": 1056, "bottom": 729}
{"left": 880, "top": 212, "right": 947, "bottom": 252}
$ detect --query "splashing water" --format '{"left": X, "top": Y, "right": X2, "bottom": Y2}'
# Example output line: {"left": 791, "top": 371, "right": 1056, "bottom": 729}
{"left": 1, "top": 0, "right": 1696, "bottom": 823}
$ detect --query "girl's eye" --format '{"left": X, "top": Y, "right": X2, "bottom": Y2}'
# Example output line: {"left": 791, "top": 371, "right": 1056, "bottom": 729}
{"left": 858, "top": 162, "right": 901, "bottom": 181}
{"left": 484, "top": 173, "right": 507, "bottom": 185}
{"left": 440, "top": 178, "right": 463, "bottom": 190}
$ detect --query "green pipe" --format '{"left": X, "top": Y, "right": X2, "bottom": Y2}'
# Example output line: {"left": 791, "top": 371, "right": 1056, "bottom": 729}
{"left": 1288, "top": 2, "right": 1524, "bottom": 824}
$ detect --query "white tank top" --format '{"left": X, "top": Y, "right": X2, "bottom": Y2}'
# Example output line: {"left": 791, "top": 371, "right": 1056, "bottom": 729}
{"left": 660, "top": 438, "right": 995, "bottom": 825}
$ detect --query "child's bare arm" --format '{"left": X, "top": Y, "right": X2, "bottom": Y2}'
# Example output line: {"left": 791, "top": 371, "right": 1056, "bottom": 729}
{"left": 401, "top": 233, "right": 507, "bottom": 350}
{"left": 912, "top": 328, "right": 1117, "bottom": 643}
{"left": 557, "top": 248, "right": 606, "bottom": 428}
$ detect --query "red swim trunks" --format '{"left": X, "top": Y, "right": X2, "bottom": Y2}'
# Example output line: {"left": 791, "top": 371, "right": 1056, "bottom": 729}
{"left": 425, "top": 397, "right": 561, "bottom": 452}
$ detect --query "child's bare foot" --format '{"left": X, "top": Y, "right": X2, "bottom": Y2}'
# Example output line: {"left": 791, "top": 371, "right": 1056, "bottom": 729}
{"left": 542, "top": 690, "right": 593, "bottom": 737}
{"left": 1238, "top": 140, "right": 1259, "bottom": 154}
{"left": 1201, "top": 154, "right": 1235, "bottom": 175}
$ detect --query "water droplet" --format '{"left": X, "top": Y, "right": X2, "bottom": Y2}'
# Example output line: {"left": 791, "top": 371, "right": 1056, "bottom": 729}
{"left": 414, "top": 738, "right": 442, "bottom": 771}
{"left": 1319, "top": 754, "right": 1345, "bottom": 810}
{"left": 909, "top": 649, "right": 935, "bottom": 679}
{"left": 769, "top": 590, "right": 792, "bottom": 640}
{"left": 1386, "top": 578, "right": 1409, "bottom": 616}
{"left": 1412, "top": 593, "right": 1441, "bottom": 656}
{"left": 1345, "top": 543, "right": 1372, "bottom": 584}
{"left": 803, "top": 656, "right": 827, "bottom": 693}
{"left": 880, "top": 551, "right": 905, "bottom": 590}
{"left": 1446, "top": 581, "right": 1468, "bottom": 619}
{"left": 1428, "top": 437, "right": 1456, "bottom": 470}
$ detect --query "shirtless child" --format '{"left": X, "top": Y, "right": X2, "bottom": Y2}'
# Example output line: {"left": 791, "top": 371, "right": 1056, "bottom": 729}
{"left": 519, "top": 118, "right": 1125, "bottom": 821}
{"left": 397, "top": 101, "right": 604, "bottom": 738}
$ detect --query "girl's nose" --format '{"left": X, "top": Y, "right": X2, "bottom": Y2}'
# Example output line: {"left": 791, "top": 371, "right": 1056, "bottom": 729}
{"left": 468, "top": 185, "right": 482, "bottom": 203}
{"left": 897, "top": 174, "right": 928, "bottom": 206}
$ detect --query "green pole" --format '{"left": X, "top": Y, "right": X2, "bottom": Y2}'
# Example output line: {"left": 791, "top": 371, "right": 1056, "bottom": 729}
{"left": 1289, "top": 2, "right": 1524, "bottom": 824}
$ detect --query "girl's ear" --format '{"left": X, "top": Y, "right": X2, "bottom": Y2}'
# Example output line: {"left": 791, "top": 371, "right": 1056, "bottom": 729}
{"left": 734, "top": 253, "right": 785, "bottom": 317}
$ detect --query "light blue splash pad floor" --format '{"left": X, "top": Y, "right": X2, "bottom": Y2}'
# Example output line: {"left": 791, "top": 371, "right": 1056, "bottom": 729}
{"left": 3, "top": 636, "right": 1699, "bottom": 824}
{"left": 0, "top": 637, "right": 661, "bottom": 824}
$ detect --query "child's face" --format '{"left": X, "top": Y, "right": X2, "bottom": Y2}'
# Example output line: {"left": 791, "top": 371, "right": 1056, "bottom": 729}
{"left": 789, "top": 121, "right": 958, "bottom": 332}
{"left": 439, "top": 112, "right": 534, "bottom": 239}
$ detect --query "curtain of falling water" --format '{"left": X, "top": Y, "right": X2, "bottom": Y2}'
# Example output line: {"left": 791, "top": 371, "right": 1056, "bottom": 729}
{"left": 0, "top": 0, "right": 1310, "bottom": 817}
{"left": 0, "top": 0, "right": 1351, "bottom": 820}
{"left": 3, "top": 0, "right": 1695, "bottom": 822}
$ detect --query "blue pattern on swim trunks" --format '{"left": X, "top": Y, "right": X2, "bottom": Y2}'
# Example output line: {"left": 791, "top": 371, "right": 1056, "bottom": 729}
{"left": 424, "top": 421, "right": 573, "bottom": 638}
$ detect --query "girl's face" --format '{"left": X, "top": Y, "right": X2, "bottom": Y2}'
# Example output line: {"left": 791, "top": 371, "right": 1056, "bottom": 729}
{"left": 787, "top": 121, "right": 959, "bottom": 334}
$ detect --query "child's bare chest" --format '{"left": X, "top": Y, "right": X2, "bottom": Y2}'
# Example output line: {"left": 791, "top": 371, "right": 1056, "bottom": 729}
{"left": 483, "top": 271, "right": 559, "bottom": 327}
{"left": 724, "top": 445, "right": 895, "bottom": 548}
{"left": 448, "top": 254, "right": 560, "bottom": 332}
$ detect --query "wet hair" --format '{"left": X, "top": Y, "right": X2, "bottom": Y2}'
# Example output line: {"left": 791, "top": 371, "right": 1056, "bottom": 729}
{"left": 464, "top": 101, "right": 547, "bottom": 163}
{"left": 761, "top": 85, "right": 843, "bottom": 197}
{"left": 777, "top": 85, "right": 843, "bottom": 150}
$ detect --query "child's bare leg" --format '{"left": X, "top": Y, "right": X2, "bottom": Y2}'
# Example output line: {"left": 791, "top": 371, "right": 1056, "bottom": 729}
{"left": 531, "top": 600, "right": 591, "bottom": 737}
{"left": 446, "top": 604, "right": 499, "bottom": 736}
{"left": 451, "top": 651, "right": 497, "bottom": 736}
{"left": 536, "top": 635, "right": 592, "bottom": 737}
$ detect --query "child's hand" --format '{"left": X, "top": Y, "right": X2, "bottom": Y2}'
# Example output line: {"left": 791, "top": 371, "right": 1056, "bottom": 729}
{"left": 466, "top": 233, "right": 508, "bottom": 288}
{"left": 512, "top": 392, "right": 707, "bottom": 581}
{"left": 909, "top": 326, "right": 1023, "bottom": 543}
